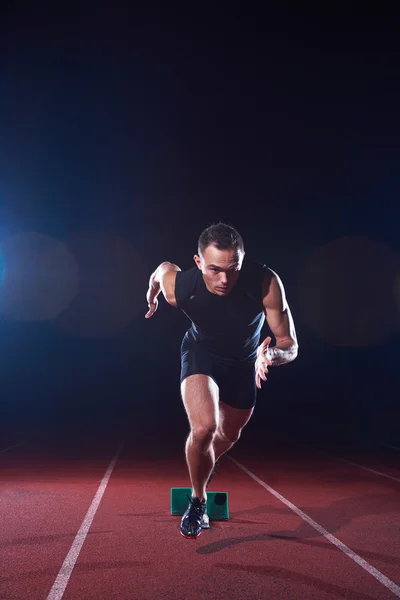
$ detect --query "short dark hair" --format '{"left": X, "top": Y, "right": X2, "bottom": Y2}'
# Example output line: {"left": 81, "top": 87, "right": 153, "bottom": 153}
{"left": 198, "top": 222, "right": 244, "bottom": 256}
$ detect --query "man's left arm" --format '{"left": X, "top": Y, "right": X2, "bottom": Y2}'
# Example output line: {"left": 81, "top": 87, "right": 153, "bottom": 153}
{"left": 261, "top": 269, "right": 298, "bottom": 366}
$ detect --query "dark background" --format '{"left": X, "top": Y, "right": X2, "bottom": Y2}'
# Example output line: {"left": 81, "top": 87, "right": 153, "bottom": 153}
{"left": 1, "top": 3, "right": 399, "bottom": 457}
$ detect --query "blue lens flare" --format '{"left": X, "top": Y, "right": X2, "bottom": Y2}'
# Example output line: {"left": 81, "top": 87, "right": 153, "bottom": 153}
{"left": 0, "top": 246, "right": 5, "bottom": 286}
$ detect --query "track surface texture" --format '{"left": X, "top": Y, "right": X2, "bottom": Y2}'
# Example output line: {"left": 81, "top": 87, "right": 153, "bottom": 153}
{"left": 1, "top": 435, "right": 400, "bottom": 600}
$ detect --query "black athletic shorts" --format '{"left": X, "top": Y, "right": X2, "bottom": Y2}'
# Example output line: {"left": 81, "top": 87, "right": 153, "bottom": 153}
{"left": 180, "top": 336, "right": 257, "bottom": 410}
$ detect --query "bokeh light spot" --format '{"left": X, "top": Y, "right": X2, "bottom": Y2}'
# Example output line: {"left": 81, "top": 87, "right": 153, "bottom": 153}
{"left": 394, "top": 272, "right": 400, "bottom": 312}
{"left": 0, "top": 232, "right": 79, "bottom": 321}
{"left": 298, "top": 236, "right": 400, "bottom": 347}
{"left": 0, "top": 246, "right": 6, "bottom": 286}
{"left": 55, "top": 232, "right": 149, "bottom": 338}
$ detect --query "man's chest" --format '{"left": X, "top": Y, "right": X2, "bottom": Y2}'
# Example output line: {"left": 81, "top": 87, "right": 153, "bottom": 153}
{"left": 183, "top": 291, "right": 263, "bottom": 331}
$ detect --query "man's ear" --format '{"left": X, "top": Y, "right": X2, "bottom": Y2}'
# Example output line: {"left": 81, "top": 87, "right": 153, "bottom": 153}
{"left": 193, "top": 254, "right": 202, "bottom": 269}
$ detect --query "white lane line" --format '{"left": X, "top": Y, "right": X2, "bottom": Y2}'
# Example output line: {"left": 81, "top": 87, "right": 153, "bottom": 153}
{"left": 0, "top": 441, "right": 26, "bottom": 453}
{"left": 322, "top": 452, "right": 400, "bottom": 484}
{"left": 46, "top": 442, "right": 124, "bottom": 600}
{"left": 227, "top": 455, "right": 400, "bottom": 598}
{"left": 382, "top": 445, "right": 400, "bottom": 452}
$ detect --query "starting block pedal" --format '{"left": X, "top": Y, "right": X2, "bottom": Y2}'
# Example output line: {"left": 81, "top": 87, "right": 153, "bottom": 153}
{"left": 170, "top": 487, "right": 229, "bottom": 521}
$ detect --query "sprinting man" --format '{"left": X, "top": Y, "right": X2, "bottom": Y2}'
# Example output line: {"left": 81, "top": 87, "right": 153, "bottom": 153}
{"left": 145, "top": 222, "right": 298, "bottom": 538}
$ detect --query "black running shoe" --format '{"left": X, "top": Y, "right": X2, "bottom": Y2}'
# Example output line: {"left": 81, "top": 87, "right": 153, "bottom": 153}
{"left": 180, "top": 495, "right": 207, "bottom": 539}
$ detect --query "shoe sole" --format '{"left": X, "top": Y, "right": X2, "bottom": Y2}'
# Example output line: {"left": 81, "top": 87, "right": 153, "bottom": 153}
{"left": 180, "top": 529, "right": 202, "bottom": 539}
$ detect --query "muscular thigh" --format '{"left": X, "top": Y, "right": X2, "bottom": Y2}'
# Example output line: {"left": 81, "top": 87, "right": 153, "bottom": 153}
{"left": 181, "top": 374, "right": 219, "bottom": 431}
{"left": 180, "top": 338, "right": 255, "bottom": 423}
{"left": 218, "top": 400, "right": 254, "bottom": 439}
{"left": 217, "top": 361, "right": 257, "bottom": 410}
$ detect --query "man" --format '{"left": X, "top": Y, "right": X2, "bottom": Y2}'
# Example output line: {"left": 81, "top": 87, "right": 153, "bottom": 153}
{"left": 145, "top": 222, "right": 298, "bottom": 539}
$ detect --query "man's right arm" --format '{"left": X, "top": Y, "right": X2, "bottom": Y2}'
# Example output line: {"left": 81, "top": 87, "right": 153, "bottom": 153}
{"left": 145, "top": 261, "right": 181, "bottom": 318}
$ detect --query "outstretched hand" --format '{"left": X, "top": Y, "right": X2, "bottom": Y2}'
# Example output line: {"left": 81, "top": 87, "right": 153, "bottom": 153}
{"left": 145, "top": 287, "right": 159, "bottom": 319}
{"left": 255, "top": 336, "right": 273, "bottom": 389}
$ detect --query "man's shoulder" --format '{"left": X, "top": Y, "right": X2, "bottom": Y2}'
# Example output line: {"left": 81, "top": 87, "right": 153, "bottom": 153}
{"left": 175, "top": 265, "right": 199, "bottom": 281}
{"left": 241, "top": 256, "right": 270, "bottom": 278}
{"left": 175, "top": 266, "right": 200, "bottom": 307}
{"left": 238, "top": 257, "right": 272, "bottom": 304}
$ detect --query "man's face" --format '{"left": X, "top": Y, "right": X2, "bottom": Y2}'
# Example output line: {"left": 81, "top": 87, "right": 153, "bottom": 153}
{"left": 194, "top": 244, "right": 244, "bottom": 296}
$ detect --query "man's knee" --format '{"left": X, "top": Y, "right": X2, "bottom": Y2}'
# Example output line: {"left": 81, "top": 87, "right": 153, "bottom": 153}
{"left": 191, "top": 423, "right": 217, "bottom": 445}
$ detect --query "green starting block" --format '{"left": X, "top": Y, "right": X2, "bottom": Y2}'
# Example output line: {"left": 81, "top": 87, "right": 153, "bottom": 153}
{"left": 170, "top": 487, "right": 229, "bottom": 520}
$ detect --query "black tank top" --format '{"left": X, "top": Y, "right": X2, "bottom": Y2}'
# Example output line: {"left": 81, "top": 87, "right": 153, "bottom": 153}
{"left": 175, "top": 257, "right": 269, "bottom": 361}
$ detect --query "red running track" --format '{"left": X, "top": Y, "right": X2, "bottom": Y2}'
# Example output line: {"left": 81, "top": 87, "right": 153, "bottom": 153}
{"left": 1, "top": 438, "right": 400, "bottom": 600}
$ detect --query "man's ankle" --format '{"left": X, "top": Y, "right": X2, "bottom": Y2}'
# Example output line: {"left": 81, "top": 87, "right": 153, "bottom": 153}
{"left": 192, "top": 492, "right": 207, "bottom": 503}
